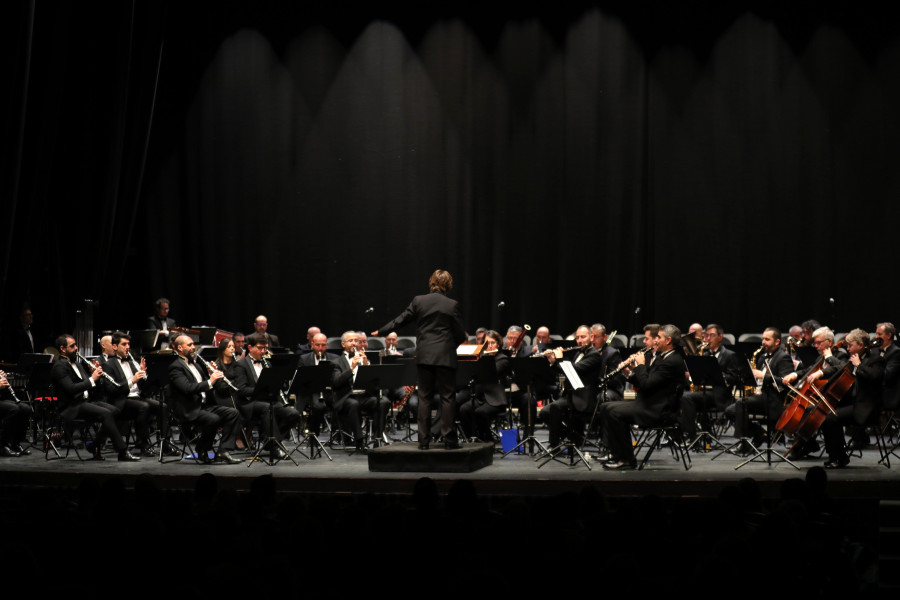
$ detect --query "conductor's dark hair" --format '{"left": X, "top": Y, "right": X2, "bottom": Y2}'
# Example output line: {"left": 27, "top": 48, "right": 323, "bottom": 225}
{"left": 428, "top": 270, "right": 453, "bottom": 293}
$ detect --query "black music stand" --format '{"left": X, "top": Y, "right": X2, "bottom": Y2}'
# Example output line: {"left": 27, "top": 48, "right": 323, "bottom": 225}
{"left": 683, "top": 355, "right": 729, "bottom": 453}
{"left": 354, "top": 364, "right": 413, "bottom": 446}
{"left": 247, "top": 366, "right": 299, "bottom": 467}
{"left": 290, "top": 363, "right": 336, "bottom": 460}
{"left": 733, "top": 359, "right": 799, "bottom": 470}
{"left": 502, "top": 356, "right": 550, "bottom": 457}
{"left": 536, "top": 359, "right": 592, "bottom": 470}
{"left": 23, "top": 361, "right": 54, "bottom": 455}
{"left": 143, "top": 353, "right": 181, "bottom": 462}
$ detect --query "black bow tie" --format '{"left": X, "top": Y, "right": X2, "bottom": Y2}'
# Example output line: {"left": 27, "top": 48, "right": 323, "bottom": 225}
{"left": 253, "top": 359, "right": 264, "bottom": 365}
{"left": 119, "top": 357, "right": 130, "bottom": 363}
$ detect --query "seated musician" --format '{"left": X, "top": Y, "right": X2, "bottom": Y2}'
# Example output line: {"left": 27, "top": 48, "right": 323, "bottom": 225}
{"left": 331, "top": 331, "right": 391, "bottom": 450}
{"left": 780, "top": 326, "right": 847, "bottom": 458}
{"left": 212, "top": 337, "right": 256, "bottom": 449}
{"left": 598, "top": 324, "right": 685, "bottom": 470}
{"left": 50, "top": 334, "right": 140, "bottom": 462}
{"left": 167, "top": 334, "right": 242, "bottom": 464}
{"left": 0, "top": 370, "right": 32, "bottom": 457}
{"left": 876, "top": 322, "right": 900, "bottom": 417}
{"left": 102, "top": 331, "right": 161, "bottom": 456}
{"left": 147, "top": 298, "right": 176, "bottom": 349}
{"left": 459, "top": 330, "right": 510, "bottom": 442}
{"left": 590, "top": 323, "right": 624, "bottom": 403}
{"left": 820, "top": 328, "right": 884, "bottom": 468}
{"left": 724, "top": 327, "right": 793, "bottom": 452}
{"left": 296, "top": 332, "right": 338, "bottom": 435}
{"left": 538, "top": 325, "right": 602, "bottom": 449}
{"left": 232, "top": 333, "right": 301, "bottom": 457}
{"left": 679, "top": 323, "right": 741, "bottom": 442}
{"left": 504, "top": 326, "right": 532, "bottom": 357}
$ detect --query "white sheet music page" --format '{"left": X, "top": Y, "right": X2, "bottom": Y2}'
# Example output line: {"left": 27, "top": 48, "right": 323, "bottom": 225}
{"left": 559, "top": 361, "right": 584, "bottom": 390}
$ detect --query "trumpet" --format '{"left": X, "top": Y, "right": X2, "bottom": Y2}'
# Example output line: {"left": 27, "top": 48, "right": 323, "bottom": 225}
{"left": 75, "top": 352, "right": 122, "bottom": 387}
{"left": 0, "top": 371, "right": 21, "bottom": 403}
{"left": 192, "top": 351, "right": 239, "bottom": 393}
{"left": 697, "top": 342, "right": 709, "bottom": 356}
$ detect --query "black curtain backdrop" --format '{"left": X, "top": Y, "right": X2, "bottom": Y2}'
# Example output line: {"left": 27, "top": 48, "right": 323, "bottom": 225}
{"left": 3, "top": 1, "right": 899, "bottom": 356}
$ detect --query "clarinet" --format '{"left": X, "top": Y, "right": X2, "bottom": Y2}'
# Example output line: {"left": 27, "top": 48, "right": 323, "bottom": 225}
{"left": 0, "top": 371, "right": 20, "bottom": 403}
{"left": 76, "top": 352, "right": 122, "bottom": 387}
{"left": 193, "top": 351, "right": 239, "bottom": 392}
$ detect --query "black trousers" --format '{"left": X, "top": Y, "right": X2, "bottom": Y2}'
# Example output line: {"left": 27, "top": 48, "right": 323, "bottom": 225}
{"left": 416, "top": 364, "right": 456, "bottom": 443}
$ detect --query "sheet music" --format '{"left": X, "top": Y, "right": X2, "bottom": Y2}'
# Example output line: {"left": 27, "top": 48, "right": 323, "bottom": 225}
{"left": 559, "top": 360, "right": 584, "bottom": 390}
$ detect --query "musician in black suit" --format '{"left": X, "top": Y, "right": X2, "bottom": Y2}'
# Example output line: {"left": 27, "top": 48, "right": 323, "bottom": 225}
{"left": 9, "top": 305, "right": 40, "bottom": 360}
{"left": 725, "top": 327, "right": 794, "bottom": 450}
{"left": 296, "top": 326, "right": 321, "bottom": 354}
{"left": 372, "top": 269, "right": 467, "bottom": 449}
{"left": 821, "top": 329, "right": 885, "bottom": 468}
{"left": 296, "top": 333, "right": 336, "bottom": 435}
{"left": 253, "top": 315, "right": 281, "bottom": 348}
{"left": 49, "top": 334, "right": 139, "bottom": 461}
{"left": 679, "top": 323, "right": 741, "bottom": 440}
{"left": 0, "top": 370, "right": 32, "bottom": 456}
{"left": 167, "top": 334, "right": 242, "bottom": 464}
{"left": 102, "top": 332, "right": 161, "bottom": 456}
{"left": 538, "top": 325, "right": 604, "bottom": 448}
{"left": 459, "top": 330, "right": 510, "bottom": 442}
{"left": 876, "top": 322, "right": 900, "bottom": 414}
{"left": 599, "top": 324, "right": 686, "bottom": 470}
{"left": 147, "top": 297, "right": 176, "bottom": 331}
{"left": 590, "top": 323, "right": 624, "bottom": 403}
{"left": 329, "top": 331, "right": 391, "bottom": 450}
{"left": 232, "top": 333, "right": 301, "bottom": 455}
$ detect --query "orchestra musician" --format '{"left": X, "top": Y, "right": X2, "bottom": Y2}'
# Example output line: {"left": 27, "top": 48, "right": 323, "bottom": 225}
{"left": 232, "top": 332, "right": 247, "bottom": 360}
{"left": 590, "top": 323, "right": 624, "bottom": 403}
{"left": 147, "top": 298, "right": 176, "bottom": 332}
{"left": 253, "top": 315, "right": 281, "bottom": 348}
{"left": 538, "top": 325, "right": 603, "bottom": 449}
{"left": 875, "top": 322, "right": 900, "bottom": 416}
{"left": 97, "top": 332, "right": 115, "bottom": 366}
{"left": 820, "top": 329, "right": 884, "bottom": 468}
{"left": 678, "top": 323, "right": 741, "bottom": 441}
{"left": 458, "top": 330, "right": 510, "bottom": 442}
{"left": 724, "top": 327, "right": 793, "bottom": 452}
{"left": 504, "top": 326, "right": 532, "bottom": 357}
{"left": 232, "top": 332, "right": 301, "bottom": 456}
{"left": 598, "top": 324, "right": 685, "bottom": 470}
{"left": 0, "top": 369, "right": 32, "bottom": 456}
{"left": 530, "top": 326, "right": 552, "bottom": 355}
{"left": 167, "top": 334, "right": 242, "bottom": 464}
{"left": 780, "top": 326, "right": 848, "bottom": 458}
{"left": 50, "top": 334, "right": 140, "bottom": 461}
{"left": 296, "top": 326, "right": 321, "bottom": 353}
{"left": 296, "top": 332, "right": 337, "bottom": 436}
{"left": 331, "top": 331, "right": 391, "bottom": 451}
{"left": 212, "top": 337, "right": 259, "bottom": 450}
{"left": 372, "top": 269, "right": 467, "bottom": 450}
{"left": 102, "top": 332, "right": 161, "bottom": 456}
{"left": 383, "top": 332, "right": 402, "bottom": 356}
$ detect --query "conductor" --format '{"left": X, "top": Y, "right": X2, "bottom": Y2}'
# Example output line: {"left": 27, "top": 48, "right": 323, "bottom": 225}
{"left": 373, "top": 269, "right": 467, "bottom": 450}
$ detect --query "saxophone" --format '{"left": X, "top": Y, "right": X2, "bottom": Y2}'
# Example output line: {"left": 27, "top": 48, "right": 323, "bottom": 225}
{"left": 749, "top": 345, "right": 764, "bottom": 394}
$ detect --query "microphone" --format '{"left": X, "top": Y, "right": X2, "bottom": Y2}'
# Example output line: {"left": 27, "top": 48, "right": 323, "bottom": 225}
{"left": 634, "top": 306, "right": 641, "bottom": 315}
{"left": 497, "top": 301, "right": 505, "bottom": 309}
{"left": 364, "top": 307, "right": 374, "bottom": 314}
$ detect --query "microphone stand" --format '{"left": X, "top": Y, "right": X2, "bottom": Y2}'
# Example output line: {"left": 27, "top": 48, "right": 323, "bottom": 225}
{"left": 735, "top": 359, "right": 799, "bottom": 470}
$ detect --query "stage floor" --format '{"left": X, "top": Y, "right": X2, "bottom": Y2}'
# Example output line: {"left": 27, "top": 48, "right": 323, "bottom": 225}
{"left": 3, "top": 425, "right": 900, "bottom": 501}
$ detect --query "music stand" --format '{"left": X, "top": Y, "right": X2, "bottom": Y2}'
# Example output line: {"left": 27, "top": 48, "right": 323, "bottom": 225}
{"left": 289, "top": 363, "right": 335, "bottom": 460}
{"left": 733, "top": 359, "right": 799, "bottom": 470}
{"left": 131, "top": 329, "right": 161, "bottom": 354}
{"left": 24, "top": 361, "right": 54, "bottom": 455}
{"left": 502, "top": 356, "right": 550, "bottom": 457}
{"left": 247, "top": 366, "right": 299, "bottom": 466}
{"left": 354, "top": 364, "right": 411, "bottom": 446}
{"left": 143, "top": 353, "right": 181, "bottom": 462}
{"left": 683, "top": 355, "right": 729, "bottom": 453}
{"left": 536, "top": 356, "right": 592, "bottom": 470}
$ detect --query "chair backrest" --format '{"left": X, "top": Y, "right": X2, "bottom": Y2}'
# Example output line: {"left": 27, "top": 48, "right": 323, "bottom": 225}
{"left": 366, "top": 337, "right": 385, "bottom": 350}
{"left": 610, "top": 334, "right": 628, "bottom": 349}
{"left": 738, "top": 333, "right": 762, "bottom": 344}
